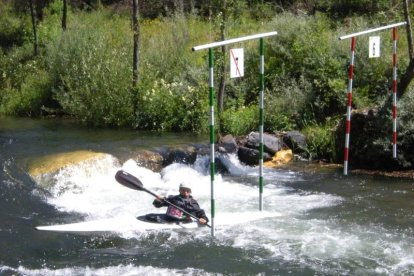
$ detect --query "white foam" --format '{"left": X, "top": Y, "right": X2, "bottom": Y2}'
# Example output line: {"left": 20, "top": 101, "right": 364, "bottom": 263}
{"left": 1, "top": 264, "right": 217, "bottom": 276}
{"left": 35, "top": 154, "right": 414, "bottom": 274}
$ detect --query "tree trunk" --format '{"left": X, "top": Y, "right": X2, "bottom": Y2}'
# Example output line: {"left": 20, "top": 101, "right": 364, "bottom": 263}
{"left": 399, "top": 0, "right": 414, "bottom": 98}
{"left": 132, "top": 0, "right": 140, "bottom": 87}
{"left": 217, "top": 0, "right": 227, "bottom": 117}
{"left": 29, "top": 0, "right": 38, "bottom": 55}
{"left": 397, "top": 60, "right": 414, "bottom": 97}
{"left": 62, "top": 0, "right": 67, "bottom": 30}
{"left": 174, "top": 0, "right": 184, "bottom": 13}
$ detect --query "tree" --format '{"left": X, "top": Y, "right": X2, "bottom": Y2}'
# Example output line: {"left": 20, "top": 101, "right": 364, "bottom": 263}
{"left": 217, "top": 0, "right": 227, "bottom": 115}
{"left": 62, "top": 0, "right": 67, "bottom": 30}
{"left": 132, "top": 0, "right": 140, "bottom": 87}
{"left": 211, "top": 0, "right": 247, "bottom": 133}
{"left": 399, "top": 0, "right": 414, "bottom": 97}
{"left": 29, "top": 0, "right": 38, "bottom": 55}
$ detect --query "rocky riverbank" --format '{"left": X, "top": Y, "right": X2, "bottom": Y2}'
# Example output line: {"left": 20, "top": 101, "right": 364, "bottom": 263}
{"left": 26, "top": 130, "right": 414, "bottom": 181}
{"left": 128, "top": 131, "right": 309, "bottom": 172}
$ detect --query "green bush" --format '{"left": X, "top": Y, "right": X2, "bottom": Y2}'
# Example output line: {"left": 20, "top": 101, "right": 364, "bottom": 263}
{"left": 0, "top": 44, "right": 37, "bottom": 90}
{"left": 221, "top": 105, "right": 258, "bottom": 136}
{"left": 263, "top": 76, "right": 310, "bottom": 132}
{"left": 136, "top": 78, "right": 208, "bottom": 132}
{"left": 0, "top": 45, "right": 50, "bottom": 116}
{"left": 264, "top": 13, "right": 349, "bottom": 125}
{"left": 139, "top": 14, "right": 208, "bottom": 82}
{"left": 135, "top": 14, "right": 212, "bottom": 132}
{"left": 302, "top": 121, "right": 337, "bottom": 161}
{"left": 46, "top": 11, "right": 135, "bottom": 127}
{"left": 0, "top": 2, "right": 30, "bottom": 49}
{"left": 0, "top": 70, "right": 51, "bottom": 116}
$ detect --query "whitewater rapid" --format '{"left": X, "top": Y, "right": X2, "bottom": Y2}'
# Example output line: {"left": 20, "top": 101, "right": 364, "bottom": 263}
{"left": 16, "top": 153, "right": 413, "bottom": 275}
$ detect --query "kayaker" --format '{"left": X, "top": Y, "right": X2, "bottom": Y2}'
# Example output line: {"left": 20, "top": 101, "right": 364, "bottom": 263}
{"left": 152, "top": 183, "right": 209, "bottom": 224}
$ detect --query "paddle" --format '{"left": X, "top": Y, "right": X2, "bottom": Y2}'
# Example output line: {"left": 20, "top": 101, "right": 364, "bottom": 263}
{"left": 115, "top": 170, "right": 211, "bottom": 227}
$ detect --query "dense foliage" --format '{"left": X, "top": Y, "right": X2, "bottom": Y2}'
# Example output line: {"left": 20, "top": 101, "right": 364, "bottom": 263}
{"left": 1, "top": 0, "right": 414, "bottom": 161}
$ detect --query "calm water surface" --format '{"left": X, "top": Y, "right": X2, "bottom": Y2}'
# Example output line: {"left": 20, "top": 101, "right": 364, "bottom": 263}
{"left": 0, "top": 117, "right": 413, "bottom": 275}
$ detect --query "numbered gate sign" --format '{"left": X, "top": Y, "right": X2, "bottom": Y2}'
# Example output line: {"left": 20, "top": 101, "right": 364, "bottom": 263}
{"left": 230, "top": 48, "right": 244, "bottom": 78}
{"left": 369, "top": 36, "right": 381, "bottom": 58}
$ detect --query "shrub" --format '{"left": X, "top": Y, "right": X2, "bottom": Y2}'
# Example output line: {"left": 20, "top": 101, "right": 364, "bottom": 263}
{"left": 302, "top": 120, "right": 337, "bottom": 161}
{"left": 0, "top": 70, "right": 51, "bottom": 116}
{"left": 221, "top": 105, "right": 258, "bottom": 136}
{"left": 263, "top": 76, "right": 311, "bottom": 132}
{"left": 0, "top": 45, "right": 50, "bottom": 116}
{"left": 136, "top": 78, "right": 208, "bottom": 132}
{"left": 46, "top": 11, "right": 135, "bottom": 127}
{"left": 0, "top": 2, "right": 30, "bottom": 49}
{"left": 264, "top": 13, "right": 349, "bottom": 124}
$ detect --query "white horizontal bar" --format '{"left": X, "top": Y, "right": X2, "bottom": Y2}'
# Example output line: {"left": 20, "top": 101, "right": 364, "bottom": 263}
{"left": 339, "top": 22, "right": 406, "bottom": 40}
{"left": 192, "top": 31, "right": 277, "bottom": 51}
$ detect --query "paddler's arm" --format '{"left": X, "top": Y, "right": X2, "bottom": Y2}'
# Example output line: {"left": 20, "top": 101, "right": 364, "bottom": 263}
{"left": 196, "top": 211, "right": 209, "bottom": 224}
{"left": 189, "top": 199, "right": 209, "bottom": 224}
{"left": 152, "top": 195, "right": 166, "bottom": 208}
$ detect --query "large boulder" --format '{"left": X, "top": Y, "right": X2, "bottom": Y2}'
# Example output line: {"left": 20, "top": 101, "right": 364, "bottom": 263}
{"left": 245, "top": 132, "right": 283, "bottom": 155}
{"left": 334, "top": 108, "right": 404, "bottom": 170}
{"left": 237, "top": 146, "right": 272, "bottom": 166}
{"left": 132, "top": 150, "right": 164, "bottom": 172}
{"left": 282, "top": 131, "right": 310, "bottom": 159}
{"left": 218, "top": 134, "right": 238, "bottom": 154}
{"left": 162, "top": 146, "right": 198, "bottom": 166}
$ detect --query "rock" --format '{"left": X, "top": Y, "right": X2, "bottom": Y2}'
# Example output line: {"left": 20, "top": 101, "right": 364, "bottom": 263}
{"left": 28, "top": 150, "right": 108, "bottom": 177}
{"left": 334, "top": 108, "right": 403, "bottom": 170}
{"left": 264, "top": 149, "right": 293, "bottom": 168}
{"left": 27, "top": 150, "right": 116, "bottom": 188}
{"left": 218, "top": 134, "right": 238, "bottom": 154}
{"left": 163, "top": 146, "right": 198, "bottom": 166}
{"left": 132, "top": 150, "right": 164, "bottom": 172}
{"left": 245, "top": 132, "right": 283, "bottom": 155}
{"left": 215, "top": 156, "right": 230, "bottom": 174}
{"left": 237, "top": 146, "right": 272, "bottom": 166}
{"left": 193, "top": 143, "right": 210, "bottom": 156}
{"left": 282, "top": 131, "right": 310, "bottom": 159}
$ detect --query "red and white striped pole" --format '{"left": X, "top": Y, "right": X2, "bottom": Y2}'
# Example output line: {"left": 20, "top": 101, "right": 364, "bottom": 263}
{"left": 343, "top": 37, "right": 356, "bottom": 175}
{"left": 392, "top": 27, "right": 398, "bottom": 159}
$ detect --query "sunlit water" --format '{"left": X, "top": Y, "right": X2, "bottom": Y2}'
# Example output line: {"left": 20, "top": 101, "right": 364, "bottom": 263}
{"left": 1, "top": 118, "right": 413, "bottom": 275}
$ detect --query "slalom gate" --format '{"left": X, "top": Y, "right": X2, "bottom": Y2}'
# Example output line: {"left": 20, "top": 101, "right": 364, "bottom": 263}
{"left": 338, "top": 22, "right": 407, "bottom": 175}
{"left": 192, "top": 31, "right": 277, "bottom": 237}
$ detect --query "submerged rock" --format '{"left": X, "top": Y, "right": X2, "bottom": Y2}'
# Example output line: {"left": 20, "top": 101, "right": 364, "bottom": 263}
{"left": 28, "top": 150, "right": 108, "bottom": 177}
{"left": 27, "top": 150, "right": 117, "bottom": 188}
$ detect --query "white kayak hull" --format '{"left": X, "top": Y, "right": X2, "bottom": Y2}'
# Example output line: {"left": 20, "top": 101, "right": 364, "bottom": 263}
{"left": 35, "top": 211, "right": 281, "bottom": 233}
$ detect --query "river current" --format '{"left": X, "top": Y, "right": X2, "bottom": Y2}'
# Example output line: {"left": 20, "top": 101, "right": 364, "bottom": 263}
{"left": 0, "top": 117, "right": 413, "bottom": 275}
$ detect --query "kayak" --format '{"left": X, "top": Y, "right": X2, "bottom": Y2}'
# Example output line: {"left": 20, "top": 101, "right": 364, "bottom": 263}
{"left": 35, "top": 214, "right": 201, "bottom": 233}
{"left": 35, "top": 211, "right": 281, "bottom": 234}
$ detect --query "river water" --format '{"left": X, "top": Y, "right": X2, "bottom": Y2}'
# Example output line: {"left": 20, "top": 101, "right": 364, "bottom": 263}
{"left": 0, "top": 117, "right": 413, "bottom": 275}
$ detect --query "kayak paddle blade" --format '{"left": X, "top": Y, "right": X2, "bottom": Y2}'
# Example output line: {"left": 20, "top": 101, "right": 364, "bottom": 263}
{"left": 115, "top": 170, "right": 144, "bottom": 191}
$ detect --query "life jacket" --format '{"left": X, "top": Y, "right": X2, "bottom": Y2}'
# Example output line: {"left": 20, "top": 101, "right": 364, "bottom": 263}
{"left": 166, "top": 205, "right": 184, "bottom": 220}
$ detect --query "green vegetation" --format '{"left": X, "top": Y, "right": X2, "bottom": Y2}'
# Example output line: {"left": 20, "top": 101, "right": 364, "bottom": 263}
{"left": 1, "top": 0, "right": 414, "bottom": 161}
